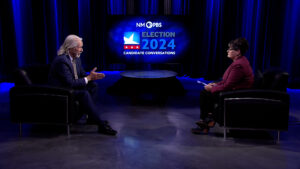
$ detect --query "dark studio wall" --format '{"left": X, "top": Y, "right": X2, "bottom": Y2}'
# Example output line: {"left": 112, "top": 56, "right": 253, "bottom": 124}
{"left": 0, "top": 0, "right": 299, "bottom": 87}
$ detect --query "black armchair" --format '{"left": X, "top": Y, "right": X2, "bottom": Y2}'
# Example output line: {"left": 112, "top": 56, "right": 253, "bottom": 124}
{"left": 10, "top": 65, "right": 81, "bottom": 136}
{"left": 215, "top": 69, "right": 290, "bottom": 140}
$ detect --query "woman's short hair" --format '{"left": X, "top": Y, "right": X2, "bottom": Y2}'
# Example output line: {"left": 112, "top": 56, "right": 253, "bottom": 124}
{"left": 228, "top": 37, "right": 249, "bottom": 55}
{"left": 57, "top": 35, "right": 82, "bottom": 56}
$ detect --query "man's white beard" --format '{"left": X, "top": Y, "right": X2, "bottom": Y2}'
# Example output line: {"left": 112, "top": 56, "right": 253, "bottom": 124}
{"left": 76, "top": 54, "right": 81, "bottom": 58}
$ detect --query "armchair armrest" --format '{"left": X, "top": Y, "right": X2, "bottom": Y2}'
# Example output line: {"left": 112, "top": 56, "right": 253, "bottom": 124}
{"left": 219, "top": 89, "right": 290, "bottom": 103}
{"left": 10, "top": 85, "right": 79, "bottom": 124}
{"left": 10, "top": 84, "right": 75, "bottom": 96}
{"left": 216, "top": 89, "right": 290, "bottom": 130}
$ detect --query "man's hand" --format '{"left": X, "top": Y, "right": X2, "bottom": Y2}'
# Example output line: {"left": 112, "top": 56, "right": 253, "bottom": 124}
{"left": 86, "top": 67, "right": 105, "bottom": 81}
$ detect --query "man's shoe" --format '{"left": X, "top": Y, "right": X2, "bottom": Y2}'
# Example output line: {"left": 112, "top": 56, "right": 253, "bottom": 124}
{"left": 86, "top": 117, "right": 98, "bottom": 124}
{"left": 87, "top": 117, "right": 109, "bottom": 125}
{"left": 98, "top": 123, "right": 117, "bottom": 136}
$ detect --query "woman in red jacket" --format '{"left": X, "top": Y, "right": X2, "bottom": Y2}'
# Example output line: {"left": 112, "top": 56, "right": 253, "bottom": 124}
{"left": 192, "top": 37, "right": 254, "bottom": 134}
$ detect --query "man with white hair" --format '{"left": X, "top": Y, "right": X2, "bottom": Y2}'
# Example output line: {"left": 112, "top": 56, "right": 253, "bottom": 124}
{"left": 48, "top": 34, "right": 117, "bottom": 135}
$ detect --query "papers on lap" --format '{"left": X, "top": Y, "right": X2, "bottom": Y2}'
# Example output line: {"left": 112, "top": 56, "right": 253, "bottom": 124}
{"left": 197, "top": 80, "right": 207, "bottom": 86}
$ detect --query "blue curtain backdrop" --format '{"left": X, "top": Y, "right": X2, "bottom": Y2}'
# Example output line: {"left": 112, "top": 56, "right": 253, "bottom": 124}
{"left": 0, "top": 0, "right": 299, "bottom": 87}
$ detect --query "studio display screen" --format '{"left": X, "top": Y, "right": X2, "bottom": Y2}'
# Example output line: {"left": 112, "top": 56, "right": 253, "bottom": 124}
{"left": 106, "top": 16, "right": 191, "bottom": 64}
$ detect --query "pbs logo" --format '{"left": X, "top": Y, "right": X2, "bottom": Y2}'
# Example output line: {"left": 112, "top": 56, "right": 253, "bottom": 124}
{"left": 146, "top": 21, "right": 162, "bottom": 28}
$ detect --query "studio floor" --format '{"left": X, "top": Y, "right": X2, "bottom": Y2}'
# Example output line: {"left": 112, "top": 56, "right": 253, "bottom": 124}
{"left": 0, "top": 71, "right": 300, "bottom": 169}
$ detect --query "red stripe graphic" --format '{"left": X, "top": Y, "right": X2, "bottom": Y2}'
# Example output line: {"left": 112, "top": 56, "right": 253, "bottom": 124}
{"left": 124, "top": 45, "right": 140, "bottom": 50}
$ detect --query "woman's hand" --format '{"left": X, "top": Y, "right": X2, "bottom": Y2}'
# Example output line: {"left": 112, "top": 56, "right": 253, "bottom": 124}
{"left": 204, "top": 83, "right": 216, "bottom": 92}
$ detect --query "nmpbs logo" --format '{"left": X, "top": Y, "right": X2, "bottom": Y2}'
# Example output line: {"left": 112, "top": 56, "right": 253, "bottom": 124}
{"left": 136, "top": 21, "right": 162, "bottom": 29}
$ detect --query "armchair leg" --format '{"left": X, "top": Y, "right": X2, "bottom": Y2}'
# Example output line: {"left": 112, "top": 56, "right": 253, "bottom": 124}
{"left": 67, "top": 125, "right": 70, "bottom": 136}
{"left": 19, "top": 123, "right": 22, "bottom": 137}
{"left": 277, "top": 131, "right": 280, "bottom": 143}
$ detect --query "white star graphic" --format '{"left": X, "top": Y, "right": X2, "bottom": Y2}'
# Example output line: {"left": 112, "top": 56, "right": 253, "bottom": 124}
{"left": 124, "top": 33, "right": 139, "bottom": 44}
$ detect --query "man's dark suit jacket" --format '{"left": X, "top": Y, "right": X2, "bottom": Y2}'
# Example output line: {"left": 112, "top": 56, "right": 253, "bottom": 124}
{"left": 48, "top": 54, "right": 102, "bottom": 124}
{"left": 211, "top": 56, "right": 254, "bottom": 93}
{"left": 48, "top": 54, "right": 87, "bottom": 88}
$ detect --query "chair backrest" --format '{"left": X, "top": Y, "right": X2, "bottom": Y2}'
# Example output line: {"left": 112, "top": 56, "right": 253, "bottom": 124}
{"left": 13, "top": 65, "right": 50, "bottom": 85}
{"left": 253, "top": 68, "right": 289, "bottom": 91}
{"left": 14, "top": 68, "right": 32, "bottom": 85}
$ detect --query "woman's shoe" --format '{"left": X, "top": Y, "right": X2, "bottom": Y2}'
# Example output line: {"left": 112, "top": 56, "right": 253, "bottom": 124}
{"left": 207, "top": 120, "right": 216, "bottom": 127}
{"left": 195, "top": 120, "right": 207, "bottom": 128}
{"left": 191, "top": 126, "right": 209, "bottom": 135}
{"left": 196, "top": 119, "right": 216, "bottom": 128}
